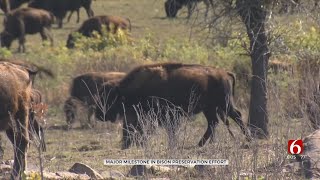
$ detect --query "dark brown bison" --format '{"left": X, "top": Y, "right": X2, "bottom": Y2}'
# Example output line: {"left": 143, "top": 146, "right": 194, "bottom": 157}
{"left": 28, "top": 0, "right": 94, "bottom": 28}
{"left": 95, "top": 63, "right": 252, "bottom": 149}
{"left": 165, "top": 0, "right": 213, "bottom": 18}
{"left": 0, "top": 60, "right": 52, "bottom": 179}
{"left": 64, "top": 72, "right": 125, "bottom": 129}
{"left": 66, "top": 15, "right": 131, "bottom": 48}
{"left": 0, "top": 7, "right": 54, "bottom": 53}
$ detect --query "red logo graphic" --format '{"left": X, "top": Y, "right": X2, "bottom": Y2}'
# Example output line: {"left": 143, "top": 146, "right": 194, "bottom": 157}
{"left": 288, "top": 140, "right": 304, "bottom": 154}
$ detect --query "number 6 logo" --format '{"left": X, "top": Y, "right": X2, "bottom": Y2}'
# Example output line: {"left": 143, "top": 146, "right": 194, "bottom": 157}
{"left": 288, "top": 140, "right": 304, "bottom": 154}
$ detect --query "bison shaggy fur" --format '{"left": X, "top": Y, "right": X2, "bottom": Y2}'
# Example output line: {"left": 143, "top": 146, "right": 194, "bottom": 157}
{"left": 64, "top": 72, "right": 125, "bottom": 129}
{"left": 0, "top": 7, "right": 54, "bottom": 52}
{"left": 66, "top": 15, "right": 131, "bottom": 48}
{"left": 0, "top": 59, "right": 52, "bottom": 178}
{"left": 96, "top": 62, "right": 251, "bottom": 149}
{"left": 0, "top": 61, "right": 51, "bottom": 178}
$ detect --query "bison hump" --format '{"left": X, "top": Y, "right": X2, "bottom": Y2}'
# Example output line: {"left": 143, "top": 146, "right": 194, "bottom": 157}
{"left": 119, "top": 66, "right": 170, "bottom": 92}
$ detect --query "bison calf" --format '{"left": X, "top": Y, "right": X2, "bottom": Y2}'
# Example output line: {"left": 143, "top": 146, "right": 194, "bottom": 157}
{"left": 64, "top": 72, "right": 125, "bottom": 129}
{"left": 66, "top": 15, "right": 131, "bottom": 48}
{"left": 96, "top": 62, "right": 252, "bottom": 149}
{"left": 0, "top": 7, "right": 54, "bottom": 52}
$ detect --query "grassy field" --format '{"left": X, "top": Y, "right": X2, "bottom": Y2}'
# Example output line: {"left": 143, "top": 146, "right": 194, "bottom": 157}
{"left": 0, "top": 0, "right": 319, "bottom": 179}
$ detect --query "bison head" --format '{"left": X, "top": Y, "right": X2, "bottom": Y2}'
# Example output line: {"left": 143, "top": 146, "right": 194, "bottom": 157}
{"left": 95, "top": 82, "right": 123, "bottom": 123}
{"left": 0, "top": 31, "right": 14, "bottom": 48}
{"left": 165, "top": 0, "right": 182, "bottom": 18}
{"left": 66, "top": 34, "right": 75, "bottom": 49}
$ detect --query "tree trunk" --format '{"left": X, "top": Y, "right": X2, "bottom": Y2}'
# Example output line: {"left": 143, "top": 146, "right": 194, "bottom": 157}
{"left": 236, "top": 0, "right": 270, "bottom": 138}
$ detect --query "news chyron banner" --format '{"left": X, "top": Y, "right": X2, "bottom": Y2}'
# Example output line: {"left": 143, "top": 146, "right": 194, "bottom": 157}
{"left": 104, "top": 159, "right": 229, "bottom": 166}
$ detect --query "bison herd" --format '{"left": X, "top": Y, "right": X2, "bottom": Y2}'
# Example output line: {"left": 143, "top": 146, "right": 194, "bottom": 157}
{"left": 0, "top": 0, "right": 302, "bottom": 179}
{"left": 0, "top": 0, "right": 131, "bottom": 52}
{"left": 0, "top": 59, "right": 253, "bottom": 179}
{"left": 0, "top": 0, "right": 210, "bottom": 53}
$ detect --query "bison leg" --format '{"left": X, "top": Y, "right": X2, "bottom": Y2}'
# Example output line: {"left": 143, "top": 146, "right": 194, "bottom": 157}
{"left": 40, "top": 28, "right": 53, "bottom": 46}
{"left": 198, "top": 108, "right": 219, "bottom": 147}
{"left": 203, "top": 0, "right": 213, "bottom": 19}
{"left": 186, "top": 3, "right": 195, "bottom": 19}
{"left": 85, "top": 8, "right": 94, "bottom": 18}
{"left": 58, "top": 18, "right": 63, "bottom": 28}
{"left": 7, "top": 128, "right": 28, "bottom": 179}
{"left": 87, "top": 105, "right": 96, "bottom": 128}
{"left": 67, "top": 11, "right": 74, "bottom": 23}
{"left": 64, "top": 98, "right": 76, "bottom": 129}
{"left": 121, "top": 109, "right": 140, "bottom": 149}
{"left": 6, "top": 97, "right": 29, "bottom": 179}
{"left": 7, "top": 106, "right": 29, "bottom": 179}
{"left": 0, "top": 135, "right": 3, "bottom": 160}
{"left": 217, "top": 109, "right": 235, "bottom": 140}
{"left": 76, "top": 10, "right": 80, "bottom": 23}
{"left": 17, "top": 19, "right": 26, "bottom": 53}
{"left": 228, "top": 105, "right": 252, "bottom": 141}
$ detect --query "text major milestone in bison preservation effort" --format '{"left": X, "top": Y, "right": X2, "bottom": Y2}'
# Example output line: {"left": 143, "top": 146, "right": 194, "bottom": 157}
{"left": 104, "top": 159, "right": 229, "bottom": 166}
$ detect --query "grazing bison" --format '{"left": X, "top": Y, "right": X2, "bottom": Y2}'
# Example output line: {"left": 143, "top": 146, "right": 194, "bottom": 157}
{"left": 64, "top": 72, "right": 125, "bottom": 129}
{"left": 165, "top": 0, "right": 213, "bottom": 18}
{"left": 0, "top": 60, "right": 52, "bottom": 179}
{"left": 95, "top": 63, "right": 252, "bottom": 149}
{"left": 0, "top": 7, "right": 54, "bottom": 53}
{"left": 66, "top": 15, "right": 131, "bottom": 48}
{"left": 28, "top": 0, "right": 94, "bottom": 28}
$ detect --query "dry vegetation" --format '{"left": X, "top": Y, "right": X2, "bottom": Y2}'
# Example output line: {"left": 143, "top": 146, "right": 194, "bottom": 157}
{"left": 0, "top": 0, "right": 320, "bottom": 179}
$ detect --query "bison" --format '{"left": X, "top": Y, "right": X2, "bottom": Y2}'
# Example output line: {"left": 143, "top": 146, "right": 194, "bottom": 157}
{"left": 95, "top": 62, "right": 252, "bottom": 149}
{"left": 0, "top": 7, "right": 54, "bottom": 53}
{"left": 64, "top": 72, "right": 126, "bottom": 129}
{"left": 28, "top": 0, "right": 94, "bottom": 28}
{"left": 0, "top": 60, "right": 52, "bottom": 179}
{"left": 66, "top": 15, "right": 131, "bottom": 48}
{"left": 164, "top": 0, "right": 213, "bottom": 18}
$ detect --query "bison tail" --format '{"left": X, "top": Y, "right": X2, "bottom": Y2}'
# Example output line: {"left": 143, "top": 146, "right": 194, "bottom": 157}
{"left": 29, "top": 66, "right": 54, "bottom": 79}
{"left": 227, "top": 72, "right": 236, "bottom": 97}
{"left": 49, "top": 12, "right": 55, "bottom": 24}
